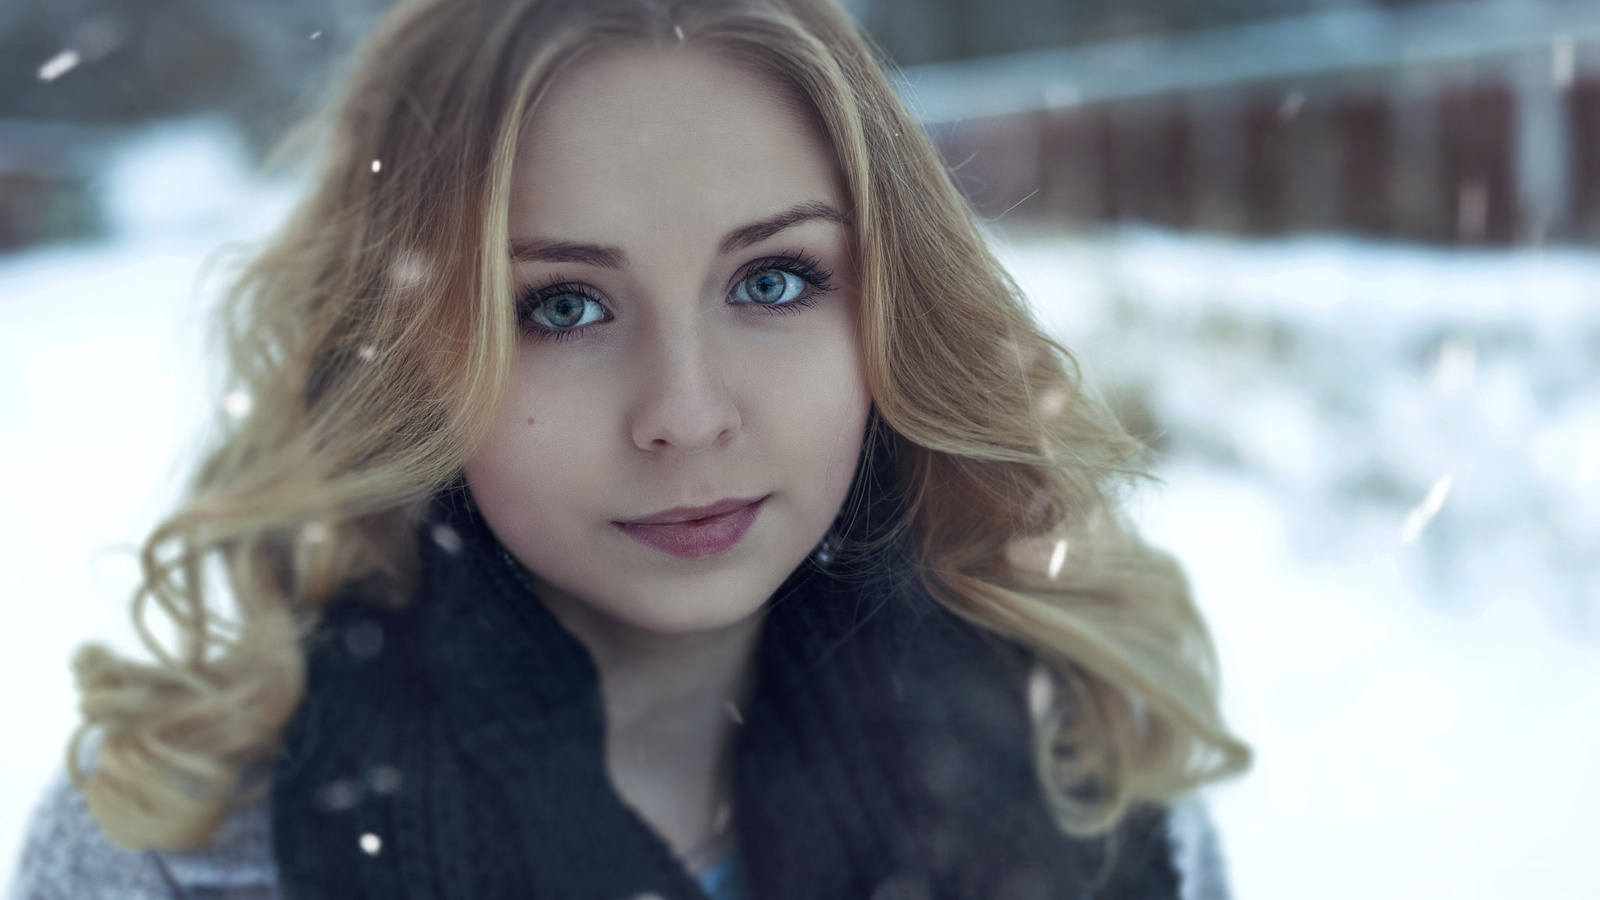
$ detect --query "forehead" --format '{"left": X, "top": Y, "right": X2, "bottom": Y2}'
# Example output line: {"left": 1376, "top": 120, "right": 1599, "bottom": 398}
{"left": 509, "top": 45, "right": 844, "bottom": 243}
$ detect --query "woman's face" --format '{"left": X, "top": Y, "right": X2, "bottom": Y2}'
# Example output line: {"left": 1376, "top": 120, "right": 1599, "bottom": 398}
{"left": 464, "top": 45, "right": 872, "bottom": 636}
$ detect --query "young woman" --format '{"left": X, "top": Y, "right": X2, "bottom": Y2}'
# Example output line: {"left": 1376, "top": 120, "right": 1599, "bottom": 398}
{"left": 11, "top": 0, "right": 1249, "bottom": 897}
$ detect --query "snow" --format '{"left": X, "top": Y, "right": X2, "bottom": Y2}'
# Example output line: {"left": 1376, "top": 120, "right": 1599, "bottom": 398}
{"left": 995, "top": 224, "right": 1600, "bottom": 900}
{"left": 36, "top": 51, "right": 80, "bottom": 83}
{"left": 2, "top": 122, "right": 1597, "bottom": 897}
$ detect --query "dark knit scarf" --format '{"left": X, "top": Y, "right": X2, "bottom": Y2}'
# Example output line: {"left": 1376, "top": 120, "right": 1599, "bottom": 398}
{"left": 271, "top": 489, "right": 1179, "bottom": 900}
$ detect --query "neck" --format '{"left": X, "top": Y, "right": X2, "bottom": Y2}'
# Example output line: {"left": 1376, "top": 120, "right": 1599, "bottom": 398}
{"left": 535, "top": 587, "right": 766, "bottom": 870}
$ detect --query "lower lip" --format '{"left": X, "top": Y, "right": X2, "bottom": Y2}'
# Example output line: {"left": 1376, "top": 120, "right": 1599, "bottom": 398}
{"left": 616, "top": 497, "right": 766, "bottom": 559}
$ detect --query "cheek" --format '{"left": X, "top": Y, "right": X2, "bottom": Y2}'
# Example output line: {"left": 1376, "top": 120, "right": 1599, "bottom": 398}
{"left": 757, "top": 315, "right": 872, "bottom": 498}
{"left": 464, "top": 358, "right": 615, "bottom": 508}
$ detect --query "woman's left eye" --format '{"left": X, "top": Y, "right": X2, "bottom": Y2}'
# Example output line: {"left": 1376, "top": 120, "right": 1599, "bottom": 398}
{"left": 731, "top": 268, "right": 808, "bottom": 306}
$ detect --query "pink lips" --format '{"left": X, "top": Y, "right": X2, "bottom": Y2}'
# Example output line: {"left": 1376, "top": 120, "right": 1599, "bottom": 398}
{"left": 615, "top": 495, "right": 768, "bottom": 558}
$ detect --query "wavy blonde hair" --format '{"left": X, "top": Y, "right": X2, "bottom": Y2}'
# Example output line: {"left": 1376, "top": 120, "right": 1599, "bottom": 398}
{"left": 70, "top": 0, "right": 1249, "bottom": 851}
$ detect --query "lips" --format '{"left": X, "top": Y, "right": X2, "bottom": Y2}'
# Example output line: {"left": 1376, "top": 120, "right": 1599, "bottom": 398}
{"left": 615, "top": 495, "right": 767, "bottom": 558}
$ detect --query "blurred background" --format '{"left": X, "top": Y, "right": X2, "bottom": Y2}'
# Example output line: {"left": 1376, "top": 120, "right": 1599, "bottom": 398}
{"left": 2, "top": 0, "right": 1597, "bottom": 897}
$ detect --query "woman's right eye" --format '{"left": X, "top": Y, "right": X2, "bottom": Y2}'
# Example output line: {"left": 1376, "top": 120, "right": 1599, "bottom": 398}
{"left": 518, "top": 290, "right": 608, "bottom": 335}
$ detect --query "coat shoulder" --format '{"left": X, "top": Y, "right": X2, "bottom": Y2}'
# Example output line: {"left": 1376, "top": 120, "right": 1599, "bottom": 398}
{"left": 7, "top": 771, "right": 278, "bottom": 900}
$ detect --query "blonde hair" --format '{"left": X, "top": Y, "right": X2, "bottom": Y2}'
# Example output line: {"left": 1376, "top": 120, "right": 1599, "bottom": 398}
{"left": 70, "top": 0, "right": 1249, "bottom": 851}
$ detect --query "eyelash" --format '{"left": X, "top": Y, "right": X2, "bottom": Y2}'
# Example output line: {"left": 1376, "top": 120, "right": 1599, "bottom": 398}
{"left": 514, "top": 252, "right": 839, "bottom": 343}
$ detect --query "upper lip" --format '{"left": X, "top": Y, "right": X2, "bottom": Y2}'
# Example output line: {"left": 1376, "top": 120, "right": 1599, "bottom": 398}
{"left": 616, "top": 495, "right": 767, "bottom": 526}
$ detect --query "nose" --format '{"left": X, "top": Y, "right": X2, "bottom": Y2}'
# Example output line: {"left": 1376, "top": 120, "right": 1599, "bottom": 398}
{"left": 628, "top": 327, "right": 741, "bottom": 454}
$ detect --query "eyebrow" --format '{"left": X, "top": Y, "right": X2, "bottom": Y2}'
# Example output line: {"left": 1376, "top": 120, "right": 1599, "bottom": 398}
{"left": 508, "top": 200, "right": 846, "bottom": 268}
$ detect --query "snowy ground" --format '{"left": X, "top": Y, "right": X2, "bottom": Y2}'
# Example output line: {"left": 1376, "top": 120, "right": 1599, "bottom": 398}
{"left": 2, "top": 122, "right": 1597, "bottom": 897}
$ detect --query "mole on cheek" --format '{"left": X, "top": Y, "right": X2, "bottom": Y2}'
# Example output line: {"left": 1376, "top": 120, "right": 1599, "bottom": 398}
{"left": 526, "top": 417, "right": 536, "bottom": 426}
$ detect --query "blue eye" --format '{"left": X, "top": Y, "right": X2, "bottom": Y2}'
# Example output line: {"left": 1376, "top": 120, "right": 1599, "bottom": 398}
{"left": 515, "top": 254, "right": 835, "bottom": 343}
{"left": 732, "top": 268, "right": 806, "bottom": 306}
{"left": 521, "top": 292, "right": 606, "bottom": 330}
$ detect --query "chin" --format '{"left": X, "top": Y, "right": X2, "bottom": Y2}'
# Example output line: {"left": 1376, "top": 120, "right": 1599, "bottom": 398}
{"left": 621, "top": 604, "right": 764, "bottom": 637}
{"left": 527, "top": 555, "right": 787, "bottom": 643}
{"left": 597, "top": 572, "right": 778, "bottom": 636}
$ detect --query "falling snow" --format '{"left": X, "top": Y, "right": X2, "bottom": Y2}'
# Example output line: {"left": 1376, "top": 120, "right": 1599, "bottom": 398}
{"left": 390, "top": 251, "right": 427, "bottom": 289}
{"left": 369, "top": 765, "right": 403, "bottom": 795}
{"left": 1046, "top": 538, "right": 1067, "bottom": 579}
{"left": 343, "top": 619, "right": 384, "bottom": 659}
{"left": 1401, "top": 474, "right": 1453, "bottom": 543}
{"left": 1026, "top": 664, "right": 1054, "bottom": 720}
{"left": 1552, "top": 36, "right": 1575, "bottom": 89}
{"left": 370, "top": 159, "right": 382, "bottom": 173}
{"left": 1036, "top": 387, "right": 1068, "bottom": 418}
{"left": 358, "top": 832, "right": 382, "bottom": 855}
{"left": 430, "top": 524, "right": 463, "bottom": 554}
{"left": 36, "top": 50, "right": 79, "bottom": 82}
{"left": 1276, "top": 90, "right": 1305, "bottom": 122}
{"left": 316, "top": 780, "right": 360, "bottom": 812}
{"left": 223, "top": 389, "right": 253, "bottom": 418}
